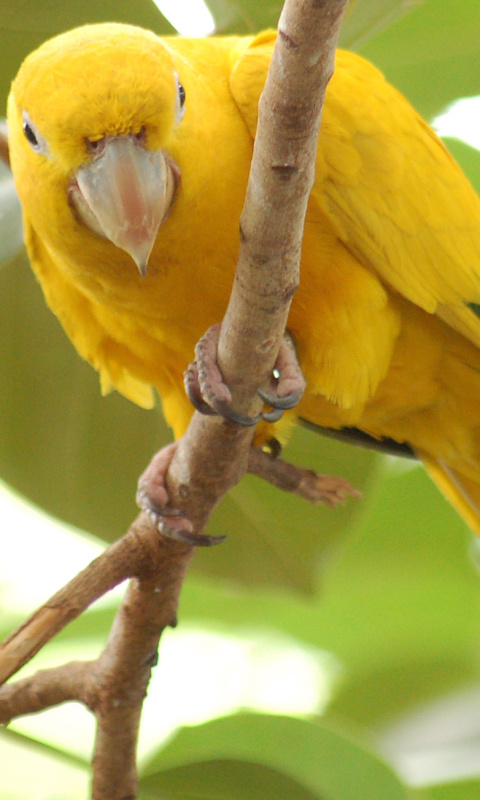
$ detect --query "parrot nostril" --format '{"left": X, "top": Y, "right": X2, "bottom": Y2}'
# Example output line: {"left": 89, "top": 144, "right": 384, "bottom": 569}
{"left": 132, "top": 127, "right": 146, "bottom": 146}
{"left": 86, "top": 137, "right": 107, "bottom": 158}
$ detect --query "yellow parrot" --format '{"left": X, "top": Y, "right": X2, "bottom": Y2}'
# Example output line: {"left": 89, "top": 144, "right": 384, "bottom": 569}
{"left": 7, "top": 23, "right": 480, "bottom": 539}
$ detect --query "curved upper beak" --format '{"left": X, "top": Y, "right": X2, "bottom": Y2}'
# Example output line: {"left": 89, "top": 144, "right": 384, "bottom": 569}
{"left": 69, "top": 135, "right": 177, "bottom": 277}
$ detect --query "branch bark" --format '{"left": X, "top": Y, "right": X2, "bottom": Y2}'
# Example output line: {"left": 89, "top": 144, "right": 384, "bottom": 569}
{"left": 0, "top": 1, "right": 349, "bottom": 796}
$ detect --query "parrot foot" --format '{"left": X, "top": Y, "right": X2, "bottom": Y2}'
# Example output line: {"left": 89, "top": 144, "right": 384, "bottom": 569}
{"left": 184, "top": 323, "right": 262, "bottom": 426}
{"left": 248, "top": 447, "right": 361, "bottom": 507}
{"left": 136, "top": 442, "right": 226, "bottom": 547}
{"left": 184, "top": 324, "right": 306, "bottom": 426}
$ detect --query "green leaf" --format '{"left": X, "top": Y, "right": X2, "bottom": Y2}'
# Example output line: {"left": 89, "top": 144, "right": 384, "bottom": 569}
{"left": 359, "top": 0, "right": 480, "bottom": 120}
{"left": 426, "top": 779, "right": 480, "bottom": 800}
{"left": 141, "top": 712, "right": 410, "bottom": 800}
{"left": 207, "top": 0, "right": 421, "bottom": 46}
{"left": 0, "top": 727, "right": 91, "bottom": 800}
{"left": 0, "top": 255, "right": 169, "bottom": 540}
{"left": 140, "top": 759, "right": 319, "bottom": 800}
{"left": 0, "top": 0, "right": 167, "bottom": 33}
{"left": 206, "top": 0, "right": 281, "bottom": 35}
{"left": 340, "top": 0, "right": 423, "bottom": 50}
{"left": 53, "top": 605, "right": 118, "bottom": 644}
{"left": 0, "top": 727, "right": 90, "bottom": 770}
{"left": 327, "top": 657, "right": 480, "bottom": 727}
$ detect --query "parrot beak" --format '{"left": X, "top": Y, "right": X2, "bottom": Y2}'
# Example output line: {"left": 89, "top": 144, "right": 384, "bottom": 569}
{"left": 69, "top": 135, "right": 177, "bottom": 277}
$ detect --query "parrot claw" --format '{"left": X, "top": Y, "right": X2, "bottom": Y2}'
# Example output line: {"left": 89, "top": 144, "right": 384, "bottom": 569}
{"left": 257, "top": 387, "right": 304, "bottom": 411}
{"left": 184, "top": 325, "right": 306, "bottom": 426}
{"left": 156, "top": 512, "right": 226, "bottom": 547}
{"left": 256, "top": 333, "right": 306, "bottom": 419}
{"left": 137, "top": 442, "right": 225, "bottom": 547}
{"left": 260, "top": 406, "right": 285, "bottom": 424}
{"left": 209, "top": 398, "right": 263, "bottom": 427}
{"left": 162, "top": 527, "right": 226, "bottom": 547}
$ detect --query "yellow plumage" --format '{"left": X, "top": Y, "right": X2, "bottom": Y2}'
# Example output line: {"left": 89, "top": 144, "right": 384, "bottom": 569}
{"left": 8, "top": 24, "right": 480, "bottom": 533}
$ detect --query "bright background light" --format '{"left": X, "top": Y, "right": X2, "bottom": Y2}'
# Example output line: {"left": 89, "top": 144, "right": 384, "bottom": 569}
{"left": 153, "top": 0, "right": 215, "bottom": 36}
{"left": 0, "top": 481, "right": 107, "bottom": 614}
{"left": 433, "top": 96, "right": 480, "bottom": 152}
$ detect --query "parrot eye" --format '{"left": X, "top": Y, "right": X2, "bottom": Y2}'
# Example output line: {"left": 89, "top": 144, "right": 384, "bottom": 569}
{"left": 178, "top": 83, "right": 186, "bottom": 107}
{"left": 174, "top": 72, "right": 186, "bottom": 124}
{"left": 23, "top": 122, "right": 37, "bottom": 147}
{"left": 21, "top": 111, "right": 48, "bottom": 155}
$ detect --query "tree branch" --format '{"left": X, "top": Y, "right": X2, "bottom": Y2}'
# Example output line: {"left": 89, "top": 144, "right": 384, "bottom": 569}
{"left": 87, "top": 548, "right": 193, "bottom": 800}
{"left": 0, "top": 661, "right": 90, "bottom": 723}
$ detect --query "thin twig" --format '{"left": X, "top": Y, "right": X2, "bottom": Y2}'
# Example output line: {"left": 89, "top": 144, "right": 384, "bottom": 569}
{"left": 0, "top": 661, "right": 90, "bottom": 723}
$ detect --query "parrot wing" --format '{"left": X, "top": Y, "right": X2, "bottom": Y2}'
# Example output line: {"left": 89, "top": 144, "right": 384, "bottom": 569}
{"left": 230, "top": 35, "right": 480, "bottom": 350}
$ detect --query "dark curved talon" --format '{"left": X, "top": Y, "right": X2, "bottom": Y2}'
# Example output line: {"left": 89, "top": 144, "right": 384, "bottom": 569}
{"left": 136, "top": 487, "right": 186, "bottom": 518}
{"left": 256, "top": 332, "right": 306, "bottom": 420}
{"left": 213, "top": 399, "right": 263, "bottom": 427}
{"left": 136, "top": 487, "right": 186, "bottom": 525}
{"left": 261, "top": 407, "right": 285, "bottom": 423}
{"left": 159, "top": 521, "right": 227, "bottom": 547}
{"left": 257, "top": 387, "right": 305, "bottom": 411}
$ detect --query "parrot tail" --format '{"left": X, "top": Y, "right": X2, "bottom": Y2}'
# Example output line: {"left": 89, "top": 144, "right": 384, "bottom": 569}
{"left": 419, "top": 451, "right": 480, "bottom": 537}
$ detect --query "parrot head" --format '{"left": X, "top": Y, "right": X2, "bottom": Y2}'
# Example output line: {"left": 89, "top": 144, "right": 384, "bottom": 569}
{"left": 8, "top": 23, "right": 186, "bottom": 276}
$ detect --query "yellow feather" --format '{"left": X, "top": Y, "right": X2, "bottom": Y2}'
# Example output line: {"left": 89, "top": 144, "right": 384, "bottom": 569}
{"left": 8, "top": 23, "right": 480, "bottom": 534}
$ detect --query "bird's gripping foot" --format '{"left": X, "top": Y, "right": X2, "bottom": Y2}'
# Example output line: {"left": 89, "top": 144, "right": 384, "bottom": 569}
{"left": 136, "top": 442, "right": 226, "bottom": 547}
{"left": 184, "top": 323, "right": 306, "bottom": 426}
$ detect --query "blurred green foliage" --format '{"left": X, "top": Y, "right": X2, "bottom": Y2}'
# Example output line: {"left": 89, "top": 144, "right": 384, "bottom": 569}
{"left": 2, "top": 0, "right": 480, "bottom": 798}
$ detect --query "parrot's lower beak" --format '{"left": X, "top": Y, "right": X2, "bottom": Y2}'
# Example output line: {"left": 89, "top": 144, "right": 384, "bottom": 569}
{"left": 68, "top": 135, "right": 178, "bottom": 277}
